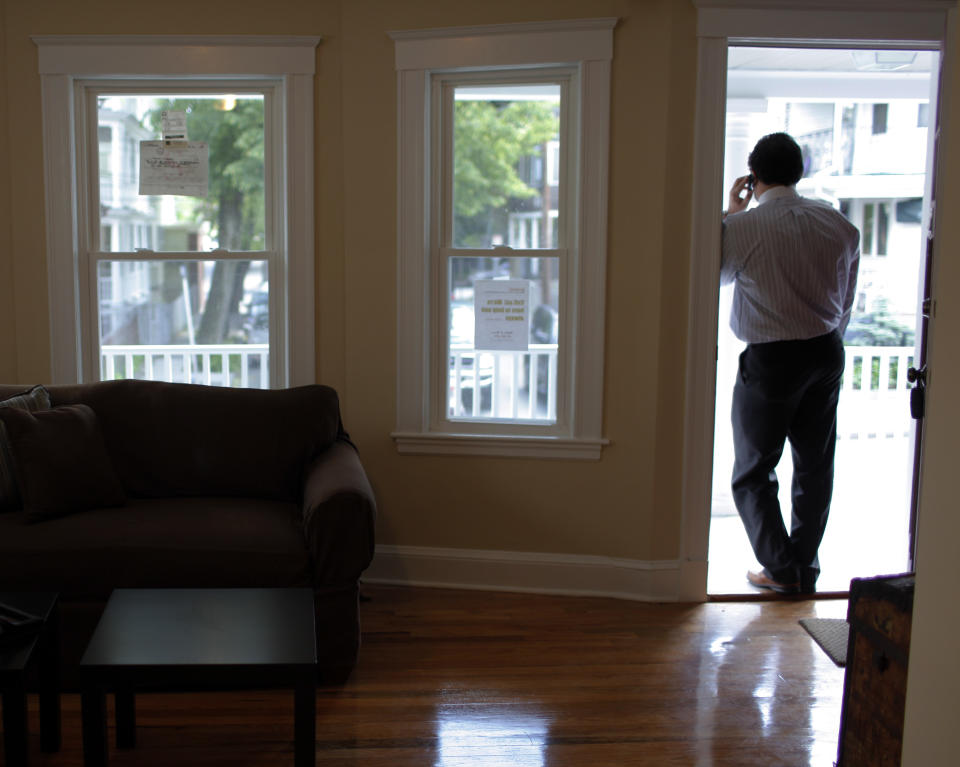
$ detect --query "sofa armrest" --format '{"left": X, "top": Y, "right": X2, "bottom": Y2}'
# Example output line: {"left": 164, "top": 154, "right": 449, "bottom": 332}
{"left": 301, "top": 439, "right": 376, "bottom": 586}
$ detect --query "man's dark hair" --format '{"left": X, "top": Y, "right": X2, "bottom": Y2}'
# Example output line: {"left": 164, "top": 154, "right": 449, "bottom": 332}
{"left": 748, "top": 132, "right": 804, "bottom": 186}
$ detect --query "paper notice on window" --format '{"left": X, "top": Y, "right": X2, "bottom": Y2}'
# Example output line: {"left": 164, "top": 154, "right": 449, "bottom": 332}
{"left": 139, "top": 141, "right": 209, "bottom": 197}
{"left": 474, "top": 279, "right": 531, "bottom": 351}
{"left": 160, "top": 110, "right": 188, "bottom": 140}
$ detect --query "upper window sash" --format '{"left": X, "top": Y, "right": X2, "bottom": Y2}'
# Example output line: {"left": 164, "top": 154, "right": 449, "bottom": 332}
{"left": 435, "top": 70, "right": 573, "bottom": 253}
{"left": 80, "top": 80, "right": 278, "bottom": 256}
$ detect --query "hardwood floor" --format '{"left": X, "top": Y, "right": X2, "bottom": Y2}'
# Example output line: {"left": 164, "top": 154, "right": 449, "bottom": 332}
{"left": 12, "top": 585, "right": 848, "bottom": 766}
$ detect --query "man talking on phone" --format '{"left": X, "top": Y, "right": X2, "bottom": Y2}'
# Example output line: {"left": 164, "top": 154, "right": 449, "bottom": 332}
{"left": 721, "top": 132, "right": 860, "bottom": 595}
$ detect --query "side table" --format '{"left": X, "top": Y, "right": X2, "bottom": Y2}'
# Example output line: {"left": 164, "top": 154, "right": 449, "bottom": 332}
{"left": 0, "top": 592, "right": 61, "bottom": 767}
{"left": 81, "top": 588, "right": 317, "bottom": 766}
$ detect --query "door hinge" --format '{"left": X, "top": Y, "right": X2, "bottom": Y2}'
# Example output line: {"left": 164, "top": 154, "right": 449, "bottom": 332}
{"left": 922, "top": 298, "right": 935, "bottom": 318}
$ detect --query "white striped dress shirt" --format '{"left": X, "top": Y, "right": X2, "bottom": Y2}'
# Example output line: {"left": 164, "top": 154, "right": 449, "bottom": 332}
{"left": 721, "top": 186, "right": 861, "bottom": 344}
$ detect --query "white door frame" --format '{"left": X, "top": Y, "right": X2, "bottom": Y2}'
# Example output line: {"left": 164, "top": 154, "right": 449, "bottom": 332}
{"left": 679, "top": 0, "right": 956, "bottom": 601}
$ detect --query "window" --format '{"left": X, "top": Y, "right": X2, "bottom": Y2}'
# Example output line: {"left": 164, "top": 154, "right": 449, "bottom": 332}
{"left": 860, "top": 201, "right": 892, "bottom": 256}
{"left": 896, "top": 197, "right": 923, "bottom": 224}
{"left": 877, "top": 201, "right": 890, "bottom": 255}
{"left": 391, "top": 19, "right": 615, "bottom": 458}
{"left": 785, "top": 102, "right": 834, "bottom": 175}
{"left": 90, "top": 89, "right": 271, "bottom": 385}
{"left": 872, "top": 102, "right": 889, "bottom": 134}
{"left": 35, "top": 36, "right": 318, "bottom": 387}
{"left": 443, "top": 79, "right": 564, "bottom": 422}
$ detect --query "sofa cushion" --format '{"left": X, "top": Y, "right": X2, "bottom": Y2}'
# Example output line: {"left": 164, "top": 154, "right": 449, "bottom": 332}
{"left": 0, "top": 385, "right": 51, "bottom": 512}
{"left": 42, "top": 380, "right": 343, "bottom": 501}
{"left": 0, "top": 496, "right": 313, "bottom": 600}
{"left": 0, "top": 404, "right": 126, "bottom": 522}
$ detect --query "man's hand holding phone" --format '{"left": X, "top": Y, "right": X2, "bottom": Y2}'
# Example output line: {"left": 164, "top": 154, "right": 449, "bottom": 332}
{"left": 727, "top": 174, "right": 754, "bottom": 217}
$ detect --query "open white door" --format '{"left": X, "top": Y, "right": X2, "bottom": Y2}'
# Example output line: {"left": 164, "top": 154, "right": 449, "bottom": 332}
{"left": 708, "top": 46, "right": 939, "bottom": 596}
{"left": 681, "top": 1, "right": 954, "bottom": 602}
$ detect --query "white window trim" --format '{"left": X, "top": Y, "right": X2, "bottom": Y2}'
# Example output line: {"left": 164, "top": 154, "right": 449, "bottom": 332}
{"left": 389, "top": 19, "right": 616, "bottom": 460}
{"left": 33, "top": 35, "right": 318, "bottom": 387}
{"left": 680, "top": 0, "right": 954, "bottom": 600}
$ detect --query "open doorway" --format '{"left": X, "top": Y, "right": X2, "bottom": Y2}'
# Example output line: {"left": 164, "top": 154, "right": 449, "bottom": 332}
{"left": 707, "top": 46, "right": 937, "bottom": 596}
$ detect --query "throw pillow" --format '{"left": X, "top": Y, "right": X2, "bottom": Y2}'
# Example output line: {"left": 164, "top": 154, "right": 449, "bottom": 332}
{"left": 0, "top": 385, "right": 52, "bottom": 512}
{"left": 0, "top": 403, "right": 125, "bottom": 522}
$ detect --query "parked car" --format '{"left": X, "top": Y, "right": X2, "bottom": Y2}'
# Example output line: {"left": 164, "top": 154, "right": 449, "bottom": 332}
{"left": 240, "top": 285, "right": 269, "bottom": 343}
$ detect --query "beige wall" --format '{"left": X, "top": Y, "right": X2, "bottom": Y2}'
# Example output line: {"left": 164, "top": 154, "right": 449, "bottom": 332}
{"left": 335, "top": 0, "right": 694, "bottom": 561}
{"left": 0, "top": 0, "right": 696, "bottom": 563}
{"left": 0, "top": 4, "right": 14, "bottom": 382}
{"left": 3, "top": 0, "right": 959, "bottom": 755}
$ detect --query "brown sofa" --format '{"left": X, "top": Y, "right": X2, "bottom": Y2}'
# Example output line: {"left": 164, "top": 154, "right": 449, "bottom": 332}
{"left": 0, "top": 380, "right": 376, "bottom": 686}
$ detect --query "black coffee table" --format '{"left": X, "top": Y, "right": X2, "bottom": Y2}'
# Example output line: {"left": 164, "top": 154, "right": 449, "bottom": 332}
{"left": 80, "top": 588, "right": 317, "bottom": 766}
{"left": 0, "top": 592, "right": 61, "bottom": 767}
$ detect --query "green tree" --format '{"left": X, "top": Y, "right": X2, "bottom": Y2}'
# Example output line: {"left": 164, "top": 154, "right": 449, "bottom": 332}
{"left": 147, "top": 98, "right": 265, "bottom": 344}
{"left": 453, "top": 100, "right": 557, "bottom": 247}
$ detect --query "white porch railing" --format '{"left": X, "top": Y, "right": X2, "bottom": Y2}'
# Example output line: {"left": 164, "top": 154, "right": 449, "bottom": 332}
{"left": 710, "top": 344, "right": 915, "bottom": 518}
{"left": 446, "top": 343, "right": 915, "bottom": 432}
{"left": 101, "top": 344, "right": 269, "bottom": 389}
{"left": 449, "top": 344, "right": 558, "bottom": 421}
{"left": 838, "top": 345, "right": 915, "bottom": 439}
{"left": 100, "top": 342, "right": 914, "bottom": 434}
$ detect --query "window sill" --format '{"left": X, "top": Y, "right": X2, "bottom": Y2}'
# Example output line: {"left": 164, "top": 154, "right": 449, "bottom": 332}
{"left": 391, "top": 431, "right": 608, "bottom": 460}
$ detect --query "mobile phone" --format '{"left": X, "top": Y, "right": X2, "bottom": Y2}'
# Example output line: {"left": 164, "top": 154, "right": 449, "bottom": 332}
{"left": 746, "top": 174, "right": 755, "bottom": 191}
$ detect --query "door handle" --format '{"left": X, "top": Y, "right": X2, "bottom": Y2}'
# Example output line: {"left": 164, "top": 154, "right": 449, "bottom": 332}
{"left": 908, "top": 366, "right": 927, "bottom": 419}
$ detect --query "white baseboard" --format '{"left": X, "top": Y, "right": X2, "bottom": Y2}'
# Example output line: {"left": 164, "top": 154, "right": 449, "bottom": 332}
{"left": 362, "top": 544, "right": 685, "bottom": 602}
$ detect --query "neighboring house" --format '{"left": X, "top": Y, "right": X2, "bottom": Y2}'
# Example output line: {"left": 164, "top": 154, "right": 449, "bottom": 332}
{"left": 507, "top": 138, "right": 560, "bottom": 250}
{"left": 97, "top": 97, "right": 205, "bottom": 346}
{"left": 792, "top": 99, "right": 928, "bottom": 332}
{"left": 728, "top": 97, "right": 928, "bottom": 336}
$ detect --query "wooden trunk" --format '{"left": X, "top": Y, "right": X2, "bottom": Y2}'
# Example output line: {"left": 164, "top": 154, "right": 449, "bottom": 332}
{"left": 837, "top": 573, "right": 915, "bottom": 767}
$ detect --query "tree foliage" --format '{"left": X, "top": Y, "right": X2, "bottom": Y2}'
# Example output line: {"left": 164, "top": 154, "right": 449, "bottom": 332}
{"left": 453, "top": 100, "right": 557, "bottom": 220}
{"left": 146, "top": 98, "right": 265, "bottom": 251}
{"left": 146, "top": 98, "right": 264, "bottom": 343}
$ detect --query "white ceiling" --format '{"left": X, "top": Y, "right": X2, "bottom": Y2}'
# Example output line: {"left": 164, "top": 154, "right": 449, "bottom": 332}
{"left": 728, "top": 47, "right": 936, "bottom": 73}
{"left": 727, "top": 47, "right": 936, "bottom": 100}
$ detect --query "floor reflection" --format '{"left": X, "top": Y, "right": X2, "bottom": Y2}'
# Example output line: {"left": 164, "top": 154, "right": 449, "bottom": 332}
{"left": 436, "top": 710, "right": 550, "bottom": 766}
{"left": 696, "top": 602, "right": 843, "bottom": 766}
{"left": 338, "top": 588, "right": 849, "bottom": 766}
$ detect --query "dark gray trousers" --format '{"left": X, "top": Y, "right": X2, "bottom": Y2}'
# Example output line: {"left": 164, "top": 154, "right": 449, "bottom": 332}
{"left": 731, "top": 329, "right": 845, "bottom": 586}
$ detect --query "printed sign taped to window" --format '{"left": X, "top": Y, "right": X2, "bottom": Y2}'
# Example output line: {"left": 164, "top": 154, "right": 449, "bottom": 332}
{"left": 139, "top": 140, "right": 209, "bottom": 197}
{"left": 160, "top": 110, "right": 188, "bottom": 140}
{"left": 474, "top": 279, "right": 530, "bottom": 351}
